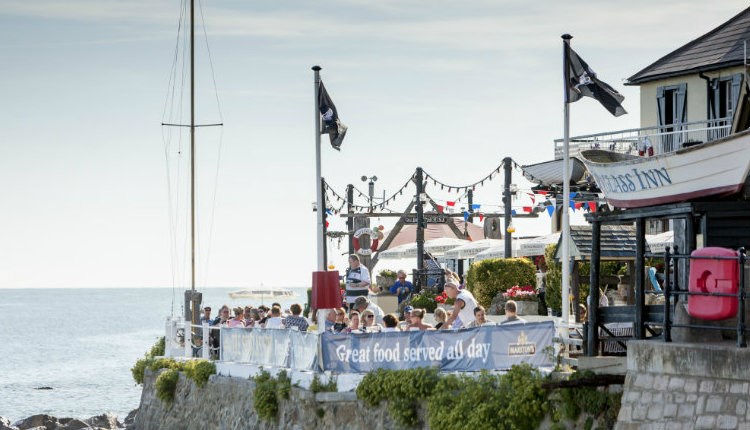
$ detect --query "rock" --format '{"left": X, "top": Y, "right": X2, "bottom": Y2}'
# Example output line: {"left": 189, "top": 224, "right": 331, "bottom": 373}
{"left": 0, "top": 416, "right": 19, "bottom": 430}
{"left": 489, "top": 293, "right": 506, "bottom": 315}
{"left": 57, "top": 418, "right": 92, "bottom": 430}
{"left": 12, "top": 414, "right": 57, "bottom": 430}
{"left": 122, "top": 410, "right": 137, "bottom": 429}
{"left": 83, "top": 414, "right": 119, "bottom": 430}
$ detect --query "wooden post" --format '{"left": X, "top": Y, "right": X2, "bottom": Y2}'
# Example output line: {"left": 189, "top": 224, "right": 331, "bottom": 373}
{"left": 347, "top": 184, "right": 354, "bottom": 256}
{"left": 503, "top": 157, "right": 512, "bottom": 258}
{"left": 635, "top": 217, "right": 646, "bottom": 339}
{"left": 587, "top": 221, "right": 601, "bottom": 356}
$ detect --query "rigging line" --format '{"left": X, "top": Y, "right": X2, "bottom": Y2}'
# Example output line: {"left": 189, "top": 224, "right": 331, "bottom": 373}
{"left": 197, "top": 0, "right": 224, "bottom": 122}
{"left": 200, "top": 126, "right": 224, "bottom": 288}
{"left": 162, "top": 128, "right": 179, "bottom": 317}
{"left": 162, "top": 0, "right": 185, "bottom": 124}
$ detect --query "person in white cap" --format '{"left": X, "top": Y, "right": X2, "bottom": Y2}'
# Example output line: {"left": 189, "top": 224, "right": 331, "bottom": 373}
{"left": 442, "top": 277, "right": 477, "bottom": 329}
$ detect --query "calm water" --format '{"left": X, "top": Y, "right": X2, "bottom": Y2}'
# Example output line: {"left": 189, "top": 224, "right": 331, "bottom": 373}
{"left": 0, "top": 287, "right": 308, "bottom": 421}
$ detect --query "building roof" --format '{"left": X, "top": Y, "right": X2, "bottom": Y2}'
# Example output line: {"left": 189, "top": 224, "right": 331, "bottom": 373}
{"left": 628, "top": 7, "right": 750, "bottom": 85}
{"left": 555, "top": 225, "right": 646, "bottom": 261}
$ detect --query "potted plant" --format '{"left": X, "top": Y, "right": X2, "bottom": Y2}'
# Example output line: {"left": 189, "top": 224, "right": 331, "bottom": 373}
{"left": 376, "top": 269, "right": 398, "bottom": 291}
{"left": 502, "top": 285, "right": 539, "bottom": 316}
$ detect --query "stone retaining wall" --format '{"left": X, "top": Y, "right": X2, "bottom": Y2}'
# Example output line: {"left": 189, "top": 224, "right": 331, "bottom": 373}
{"left": 616, "top": 340, "right": 750, "bottom": 430}
{"left": 133, "top": 370, "right": 404, "bottom": 430}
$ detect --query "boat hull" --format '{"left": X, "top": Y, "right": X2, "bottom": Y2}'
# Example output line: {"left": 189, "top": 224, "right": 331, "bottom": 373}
{"left": 580, "top": 131, "right": 750, "bottom": 208}
{"left": 522, "top": 157, "right": 586, "bottom": 185}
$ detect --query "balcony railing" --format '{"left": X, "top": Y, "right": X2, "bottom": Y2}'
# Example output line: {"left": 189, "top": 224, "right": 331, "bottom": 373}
{"left": 553, "top": 118, "right": 732, "bottom": 159}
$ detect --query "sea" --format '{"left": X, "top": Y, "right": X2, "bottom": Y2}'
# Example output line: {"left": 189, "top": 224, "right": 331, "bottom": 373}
{"left": 0, "top": 287, "right": 309, "bottom": 422}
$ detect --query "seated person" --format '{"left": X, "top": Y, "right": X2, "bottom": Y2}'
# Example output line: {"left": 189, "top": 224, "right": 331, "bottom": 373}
{"left": 407, "top": 308, "right": 434, "bottom": 331}
{"left": 264, "top": 306, "right": 285, "bottom": 329}
{"left": 500, "top": 301, "right": 526, "bottom": 325}
{"left": 466, "top": 305, "right": 495, "bottom": 328}
{"left": 433, "top": 307, "right": 448, "bottom": 330}
{"left": 329, "top": 308, "right": 348, "bottom": 333}
{"left": 389, "top": 270, "right": 413, "bottom": 304}
{"left": 381, "top": 313, "right": 401, "bottom": 332}
{"left": 361, "top": 309, "right": 382, "bottom": 332}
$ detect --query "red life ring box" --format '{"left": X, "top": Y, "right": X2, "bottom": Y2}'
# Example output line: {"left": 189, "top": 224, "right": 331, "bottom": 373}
{"left": 687, "top": 247, "right": 739, "bottom": 321}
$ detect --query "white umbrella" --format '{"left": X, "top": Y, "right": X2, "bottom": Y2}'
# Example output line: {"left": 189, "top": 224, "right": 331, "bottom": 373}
{"left": 646, "top": 231, "right": 673, "bottom": 254}
{"left": 474, "top": 240, "right": 526, "bottom": 261}
{"left": 444, "top": 239, "right": 504, "bottom": 259}
{"left": 380, "top": 238, "right": 468, "bottom": 260}
{"left": 518, "top": 233, "right": 561, "bottom": 257}
{"left": 376, "top": 243, "right": 413, "bottom": 260}
{"left": 228, "top": 288, "right": 297, "bottom": 300}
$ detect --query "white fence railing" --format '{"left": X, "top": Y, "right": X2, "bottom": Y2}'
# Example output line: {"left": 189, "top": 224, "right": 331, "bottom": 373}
{"left": 553, "top": 118, "right": 732, "bottom": 159}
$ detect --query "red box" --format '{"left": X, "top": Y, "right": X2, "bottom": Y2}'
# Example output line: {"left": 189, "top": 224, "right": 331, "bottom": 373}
{"left": 687, "top": 247, "right": 739, "bottom": 321}
{"left": 311, "top": 270, "right": 342, "bottom": 310}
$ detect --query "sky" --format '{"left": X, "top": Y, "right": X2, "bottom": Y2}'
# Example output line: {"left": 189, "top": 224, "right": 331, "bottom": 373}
{"left": 1, "top": 0, "right": 748, "bottom": 289}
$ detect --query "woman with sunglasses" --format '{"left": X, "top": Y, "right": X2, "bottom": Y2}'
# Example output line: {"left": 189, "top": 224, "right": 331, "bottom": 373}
{"left": 361, "top": 309, "right": 382, "bottom": 333}
{"left": 329, "top": 307, "right": 348, "bottom": 333}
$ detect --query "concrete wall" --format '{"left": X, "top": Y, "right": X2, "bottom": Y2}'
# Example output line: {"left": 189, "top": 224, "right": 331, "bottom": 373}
{"left": 616, "top": 340, "right": 750, "bottom": 430}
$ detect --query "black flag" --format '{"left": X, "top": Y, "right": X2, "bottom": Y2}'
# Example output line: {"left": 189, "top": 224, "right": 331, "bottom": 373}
{"left": 318, "top": 81, "right": 347, "bottom": 150}
{"left": 566, "top": 46, "right": 626, "bottom": 117}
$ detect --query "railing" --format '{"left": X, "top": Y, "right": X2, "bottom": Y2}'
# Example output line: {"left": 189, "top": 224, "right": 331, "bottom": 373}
{"left": 163, "top": 319, "right": 558, "bottom": 373}
{"left": 553, "top": 118, "right": 732, "bottom": 159}
{"left": 661, "top": 247, "right": 748, "bottom": 347}
{"left": 164, "top": 318, "right": 222, "bottom": 359}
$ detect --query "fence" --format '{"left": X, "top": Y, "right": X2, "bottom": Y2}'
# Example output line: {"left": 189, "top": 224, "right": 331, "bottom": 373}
{"left": 165, "top": 319, "right": 556, "bottom": 373}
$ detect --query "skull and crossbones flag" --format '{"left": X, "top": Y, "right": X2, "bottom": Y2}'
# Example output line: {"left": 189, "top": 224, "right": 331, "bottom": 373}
{"left": 318, "top": 81, "right": 348, "bottom": 150}
{"left": 566, "top": 46, "right": 627, "bottom": 117}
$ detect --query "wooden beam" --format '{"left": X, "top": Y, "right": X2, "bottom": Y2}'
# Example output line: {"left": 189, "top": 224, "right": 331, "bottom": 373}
{"left": 369, "top": 200, "right": 416, "bottom": 268}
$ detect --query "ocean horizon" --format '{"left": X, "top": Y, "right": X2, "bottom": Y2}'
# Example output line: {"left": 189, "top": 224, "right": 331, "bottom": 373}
{"left": 0, "top": 287, "right": 309, "bottom": 421}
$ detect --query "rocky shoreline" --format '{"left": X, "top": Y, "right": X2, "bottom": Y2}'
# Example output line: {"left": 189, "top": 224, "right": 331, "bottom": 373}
{"left": 0, "top": 410, "right": 137, "bottom": 430}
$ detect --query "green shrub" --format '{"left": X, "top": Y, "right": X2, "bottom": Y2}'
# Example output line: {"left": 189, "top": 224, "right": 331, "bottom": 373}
{"left": 253, "top": 370, "right": 279, "bottom": 421}
{"left": 149, "top": 358, "right": 184, "bottom": 372}
{"left": 544, "top": 244, "right": 563, "bottom": 314}
{"left": 277, "top": 370, "right": 292, "bottom": 400}
{"left": 310, "top": 374, "right": 337, "bottom": 393}
{"left": 410, "top": 292, "right": 438, "bottom": 313}
{"left": 550, "top": 371, "right": 622, "bottom": 430}
{"left": 379, "top": 269, "right": 398, "bottom": 278}
{"left": 357, "top": 367, "right": 440, "bottom": 428}
{"left": 183, "top": 359, "right": 216, "bottom": 388}
{"left": 148, "top": 336, "right": 166, "bottom": 357}
{"left": 466, "top": 258, "right": 537, "bottom": 308}
{"left": 155, "top": 368, "right": 180, "bottom": 404}
{"left": 131, "top": 337, "right": 177, "bottom": 385}
{"left": 131, "top": 357, "right": 155, "bottom": 385}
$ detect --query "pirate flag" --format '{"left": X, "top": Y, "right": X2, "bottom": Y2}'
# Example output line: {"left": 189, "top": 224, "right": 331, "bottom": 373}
{"left": 319, "top": 81, "right": 348, "bottom": 150}
{"left": 566, "top": 46, "right": 627, "bottom": 117}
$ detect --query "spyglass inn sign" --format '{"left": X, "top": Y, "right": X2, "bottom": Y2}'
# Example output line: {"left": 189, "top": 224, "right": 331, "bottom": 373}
{"left": 403, "top": 214, "right": 448, "bottom": 224}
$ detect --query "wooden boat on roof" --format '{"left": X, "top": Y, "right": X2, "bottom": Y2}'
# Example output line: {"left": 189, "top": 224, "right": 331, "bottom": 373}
{"left": 521, "top": 157, "right": 587, "bottom": 186}
{"left": 579, "top": 129, "right": 750, "bottom": 208}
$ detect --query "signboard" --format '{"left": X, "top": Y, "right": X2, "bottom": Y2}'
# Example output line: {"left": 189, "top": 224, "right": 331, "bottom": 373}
{"left": 403, "top": 214, "right": 448, "bottom": 224}
{"left": 320, "top": 321, "right": 555, "bottom": 373}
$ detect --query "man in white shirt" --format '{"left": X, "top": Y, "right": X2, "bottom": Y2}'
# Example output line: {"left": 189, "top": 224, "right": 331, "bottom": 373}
{"left": 441, "top": 278, "right": 477, "bottom": 329}
{"left": 345, "top": 255, "right": 372, "bottom": 308}
{"left": 264, "top": 306, "right": 285, "bottom": 329}
{"left": 354, "top": 296, "right": 384, "bottom": 325}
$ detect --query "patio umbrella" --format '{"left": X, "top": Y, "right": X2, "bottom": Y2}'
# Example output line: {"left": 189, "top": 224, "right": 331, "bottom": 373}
{"left": 376, "top": 243, "right": 413, "bottom": 260}
{"left": 444, "top": 239, "right": 504, "bottom": 259}
{"left": 518, "top": 233, "right": 561, "bottom": 257}
{"left": 646, "top": 231, "right": 673, "bottom": 254}
{"left": 381, "top": 238, "right": 468, "bottom": 260}
{"left": 474, "top": 240, "right": 526, "bottom": 261}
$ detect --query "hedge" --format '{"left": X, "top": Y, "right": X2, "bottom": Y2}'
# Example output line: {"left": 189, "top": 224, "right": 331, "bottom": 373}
{"left": 466, "top": 258, "right": 537, "bottom": 308}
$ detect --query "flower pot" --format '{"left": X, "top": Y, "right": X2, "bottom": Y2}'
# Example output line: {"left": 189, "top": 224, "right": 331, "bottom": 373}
{"left": 514, "top": 301, "right": 539, "bottom": 316}
{"left": 376, "top": 276, "right": 396, "bottom": 291}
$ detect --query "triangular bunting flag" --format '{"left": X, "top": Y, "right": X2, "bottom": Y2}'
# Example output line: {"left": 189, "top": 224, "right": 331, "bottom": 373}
{"left": 479, "top": 214, "right": 484, "bottom": 222}
{"left": 575, "top": 202, "right": 583, "bottom": 209}
{"left": 446, "top": 201, "right": 456, "bottom": 207}
{"left": 523, "top": 206, "right": 532, "bottom": 213}
{"left": 437, "top": 205, "right": 444, "bottom": 213}
{"left": 588, "top": 201, "right": 597, "bottom": 212}
{"left": 546, "top": 205, "right": 555, "bottom": 217}
{"left": 471, "top": 204, "right": 481, "bottom": 210}
{"left": 463, "top": 211, "right": 469, "bottom": 221}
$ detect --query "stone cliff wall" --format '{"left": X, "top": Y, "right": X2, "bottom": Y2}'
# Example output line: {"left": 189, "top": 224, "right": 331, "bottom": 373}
{"left": 616, "top": 340, "right": 750, "bottom": 430}
{"left": 134, "top": 370, "right": 405, "bottom": 430}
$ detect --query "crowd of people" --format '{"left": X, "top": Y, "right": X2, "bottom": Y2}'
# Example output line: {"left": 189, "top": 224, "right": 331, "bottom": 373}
{"left": 191, "top": 254, "right": 529, "bottom": 357}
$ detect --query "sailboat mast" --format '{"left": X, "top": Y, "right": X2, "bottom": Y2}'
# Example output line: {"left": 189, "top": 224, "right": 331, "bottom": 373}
{"left": 190, "top": 0, "right": 196, "bottom": 293}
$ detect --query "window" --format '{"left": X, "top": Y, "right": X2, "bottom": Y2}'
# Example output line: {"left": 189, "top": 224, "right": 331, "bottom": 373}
{"left": 708, "top": 74, "right": 742, "bottom": 139}
{"left": 656, "top": 83, "right": 687, "bottom": 152}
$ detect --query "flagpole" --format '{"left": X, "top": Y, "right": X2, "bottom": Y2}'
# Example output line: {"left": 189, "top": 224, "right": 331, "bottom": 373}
{"left": 561, "top": 34, "right": 572, "bottom": 336}
{"left": 313, "top": 65, "right": 325, "bottom": 271}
